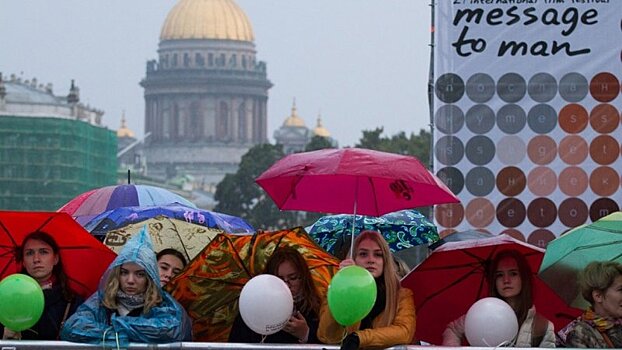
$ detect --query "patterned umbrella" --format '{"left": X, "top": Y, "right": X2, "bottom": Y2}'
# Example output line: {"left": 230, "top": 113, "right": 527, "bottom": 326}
{"left": 165, "top": 227, "right": 339, "bottom": 342}
{"left": 57, "top": 184, "right": 197, "bottom": 225}
{"left": 308, "top": 209, "right": 439, "bottom": 258}
{"left": 84, "top": 203, "right": 254, "bottom": 241}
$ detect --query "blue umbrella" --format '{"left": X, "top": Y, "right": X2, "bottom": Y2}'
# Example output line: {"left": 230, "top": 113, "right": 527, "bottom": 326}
{"left": 308, "top": 209, "right": 439, "bottom": 258}
{"left": 84, "top": 203, "right": 255, "bottom": 240}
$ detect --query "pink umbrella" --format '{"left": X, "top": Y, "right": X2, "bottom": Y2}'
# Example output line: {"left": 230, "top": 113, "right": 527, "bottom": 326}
{"left": 255, "top": 148, "right": 459, "bottom": 216}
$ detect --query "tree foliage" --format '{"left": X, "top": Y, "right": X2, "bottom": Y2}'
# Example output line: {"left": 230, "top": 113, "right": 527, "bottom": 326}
{"left": 305, "top": 135, "right": 335, "bottom": 152}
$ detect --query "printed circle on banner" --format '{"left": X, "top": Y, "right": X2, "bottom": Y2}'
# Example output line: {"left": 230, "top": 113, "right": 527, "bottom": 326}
{"left": 559, "top": 104, "right": 589, "bottom": 134}
{"left": 435, "top": 73, "right": 465, "bottom": 103}
{"left": 559, "top": 167, "right": 589, "bottom": 197}
{"left": 496, "top": 198, "right": 526, "bottom": 228}
{"left": 527, "top": 167, "right": 557, "bottom": 197}
{"left": 590, "top": 166, "right": 620, "bottom": 196}
{"left": 528, "top": 73, "right": 557, "bottom": 103}
{"left": 590, "top": 135, "right": 619, "bottom": 165}
{"left": 589, "top": 198, "right": 620, "bottom": 222}
{"left": 465, "top": 136, "right": 495, "bottom": 165}
{"left": 559, "top": 135, "right": 589, "bottom": 165}
{"left": 465, "top": 198, "right": 495, "bottom": 228}
{"left": 435, "top": 135, "right": 464, "bottom": 166}
{"left": 435, "top": 203, "right": 464, "bottom": 228}
{"left": 435, "top": 105, "right": 465, "bottom": 134}
{"left": 497, "top": 73, "right": 526, "bottom": 103}
{"left": 590, "top": 72, "right": 620, "bottom": 102}
{"left": 436, "top": 167, "right": 464, "bottom": 195}
{"left": 527, "top": 135, "right": 557, "bottom": 165}
{"left": 527, "top": 198, "right": 557, "bottom": 228}
{"left": 496, "top": 166, "right": 526, "bottom": 197}
{"left": 497, "top": 104, "right": 527, "bottom": 134}
{"left": 559, "top": 73, "right": 589, "bottom": 102}
{"left": 590, "top": 104, "right": 620, "bottom": 133}
{"left": 501, "top": 229, "right": 525, "bottom": 242}
{"left": 439, "top": 228, "right": 457, "bottom": 239}
{"left": 497, "top": 135, "right": 526, "bottom": 165}
{"left": 466, "top": 73, "right": 496, "bottom": 103}
{"left": 528, "top": 229, "right": 555, "bottom": 248}
{"left": 558, "top": 198, "right": 589, "bottom": 228}
{"left": 465, "top": 167, "right": 496, "bottom": 196}
{"left": 527, "top": 104, "right": 557, "bottom": 134}
{"left": 465, "top": 104, "right": 496, "bottom": 134}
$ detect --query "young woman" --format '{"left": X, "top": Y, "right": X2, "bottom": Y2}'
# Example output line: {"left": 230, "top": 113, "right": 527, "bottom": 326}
{"left": 2, "top": 231, "right": 83, "bottom": 340}
{"left": 317, "top": 230, "right": 416, "bottom": 350}
{"left": 558, "top": 261, "right": 622, "bottom": 348}
{"left": 61, "top": 228, "right": 192, "bottom": 344}
{"left": 442, "top": 249, "right": 555, "bottom": 347}
{"left": 228, "top": 247, "right": 322, "bottom": 344}
{"left": 156, "top": 248, "right": 187, "bottom": 287}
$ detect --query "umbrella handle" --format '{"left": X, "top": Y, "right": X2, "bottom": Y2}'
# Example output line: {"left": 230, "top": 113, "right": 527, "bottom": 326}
{"left": 349, "top": 180, "right": 358, "bottom": 258}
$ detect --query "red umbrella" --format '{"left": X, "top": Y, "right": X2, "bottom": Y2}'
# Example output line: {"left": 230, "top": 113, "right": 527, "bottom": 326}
{"left": 256, "top": 148, "right": 459, "bottom": 216}
{"left": 0, "top": 211, "right": 117, "bottom": 299}
{"left": 401, "top": 234, "right": 581, "bottom": 345}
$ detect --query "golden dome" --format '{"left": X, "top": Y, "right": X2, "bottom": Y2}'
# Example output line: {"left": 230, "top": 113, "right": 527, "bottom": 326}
{"left": 283, "top": 100, "right": 306, "bottom": 127}
{"left": 160, "top": 0, "right": 254, "bottom": 42}
{"left": 313, "top": 115, "right": 331, "bottom": 137}
{"left": 117, "top": 112, "right": 135, "bottom": 138}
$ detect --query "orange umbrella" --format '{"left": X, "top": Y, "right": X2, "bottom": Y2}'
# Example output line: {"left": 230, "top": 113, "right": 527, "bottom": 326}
{"left": 165, "top": 227, "right": 339, "bottom": 342}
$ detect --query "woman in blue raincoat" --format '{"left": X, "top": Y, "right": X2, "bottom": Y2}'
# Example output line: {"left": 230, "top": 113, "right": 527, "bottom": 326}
{"left": 61, "top": 227, "right": 192, "bottom": 344}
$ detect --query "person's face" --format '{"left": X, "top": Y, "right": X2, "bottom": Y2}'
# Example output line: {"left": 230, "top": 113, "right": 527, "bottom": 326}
{"left": 276, "top": 260, "right": 301, "bottom": 297}
{"left": 354, "top": 238, "right": 384, "bottom": 278}
{"left": 23, "top": 238, "right": 59, "bottom": 283}
{"left": 593, "top": 274, "right": 622, "bottom": 319}
{"left": 158, "top": 254, "right": 184, "bottom": 286}
{"left": 495, "top": 256, "right": 522, "bottom": 300}
{"left": 119, "top": 262, "right": 148, "bottom": 295}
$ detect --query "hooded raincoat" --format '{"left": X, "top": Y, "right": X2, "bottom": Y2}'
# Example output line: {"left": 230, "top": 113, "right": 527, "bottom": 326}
{"left": 60, "top": 227, "right": 191, "bottom": 345}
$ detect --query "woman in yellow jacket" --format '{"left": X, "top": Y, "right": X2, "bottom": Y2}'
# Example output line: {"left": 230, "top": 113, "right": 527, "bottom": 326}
{"left": 318, "top": 230, "right": 416, "bottom": 350}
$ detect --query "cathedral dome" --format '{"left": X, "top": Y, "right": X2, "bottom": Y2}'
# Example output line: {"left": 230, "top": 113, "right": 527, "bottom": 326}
{"left": 160, "top": 0, "right": 254, "bottom": 42}
{"left": 313, "top": 116, "right": 331, "bottom": 137}
{"left": 283, "top": 101, "right": 306, "bottom": 127}
{"left": 117, "top": 112, "right": 135, "bottom": 138}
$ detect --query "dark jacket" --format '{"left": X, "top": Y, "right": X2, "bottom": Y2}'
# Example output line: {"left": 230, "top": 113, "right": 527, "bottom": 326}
{"left": 1, "top": 284, "right": 83, "bottom": 340}
{"left": 228, "top": 307, "right": 320, "bottom": 344}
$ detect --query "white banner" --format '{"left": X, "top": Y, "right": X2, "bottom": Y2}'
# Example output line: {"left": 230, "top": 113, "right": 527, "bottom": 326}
{"left": 433, "top": 1, "right": 622, "bottom": 246}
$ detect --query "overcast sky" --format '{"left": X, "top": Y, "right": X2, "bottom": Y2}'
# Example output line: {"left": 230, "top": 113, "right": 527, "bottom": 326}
{"left": 0, "top": 1, "right": 432, "bottom": 147}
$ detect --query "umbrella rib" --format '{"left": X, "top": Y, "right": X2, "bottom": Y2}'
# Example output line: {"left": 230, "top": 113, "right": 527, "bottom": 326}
{"left": 364, "top": 176, "right": 380, "bottom": 216}
{"left": 419, "top": 264, "right": 484, "bottom": 309}
{"left": 35, "top": 214, "right": 57, "bottom": 233}
{"left": 0, "top": 220, "right": 17, "bottom": 247}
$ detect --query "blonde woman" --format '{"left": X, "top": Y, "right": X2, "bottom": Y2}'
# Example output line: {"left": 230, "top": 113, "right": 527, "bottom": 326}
{"left": 61, "top": 228, "right": 191, "bottom": 344}
{"left": 318, "top": 230, "right": 416, "bottom": 349}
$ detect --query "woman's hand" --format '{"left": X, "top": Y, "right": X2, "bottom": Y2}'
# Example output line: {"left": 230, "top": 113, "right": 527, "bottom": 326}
{"left": 283, "top": 311, "right": 309, "bottom": 342}
{"left": 339, "top": 258, "right": 355, "bottom": 269}
{"left": 2, "top": 328, "right": 21, "bottom": 340}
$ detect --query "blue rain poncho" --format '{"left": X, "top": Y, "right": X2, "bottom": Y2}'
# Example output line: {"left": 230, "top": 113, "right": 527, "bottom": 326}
{"left": 61, "top": 227, "right": 192, "bottom": 345}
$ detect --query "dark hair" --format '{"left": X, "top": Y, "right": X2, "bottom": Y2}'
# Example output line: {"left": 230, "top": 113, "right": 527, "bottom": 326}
{"left": 265, "top": 247, "right": 321, "bottom": 316}
{"left": 487, "top": 249, "right": 533, "bottom": 325}
{"left": 17, "top": 231, "right": 75, "bottom": 301}
{"left": 156, "top": 248, "right": 187, "bottom": 267}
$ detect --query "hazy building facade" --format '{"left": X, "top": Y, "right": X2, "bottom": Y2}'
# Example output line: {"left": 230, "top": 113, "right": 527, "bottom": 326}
{"left": 0, "top": 73, "right": 116, "bottom": 210}
{"left": 140, "top": 0, "right": 272, "bottom": 191}
{"left": 274, "top": 101, "right": 337, "bottom": 154}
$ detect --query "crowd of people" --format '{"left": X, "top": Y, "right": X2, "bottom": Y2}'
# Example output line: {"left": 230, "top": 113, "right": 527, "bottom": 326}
{"left": 2, "top": 228, "right": 621, "bottom": 349}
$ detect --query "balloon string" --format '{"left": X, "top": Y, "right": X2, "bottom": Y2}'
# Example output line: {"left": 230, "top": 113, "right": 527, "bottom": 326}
{"left": 260, "top": 334, "right": 267, "bottom": 343}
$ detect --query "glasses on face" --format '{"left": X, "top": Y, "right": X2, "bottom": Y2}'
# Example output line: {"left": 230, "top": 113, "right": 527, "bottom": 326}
{"left": 279, "top": 274, "right": 300, "bottom": 284}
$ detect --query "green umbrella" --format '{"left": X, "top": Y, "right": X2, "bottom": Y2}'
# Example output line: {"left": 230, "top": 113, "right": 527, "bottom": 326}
{"left": 538, "top": 211, "right": 622, "bottom": 309}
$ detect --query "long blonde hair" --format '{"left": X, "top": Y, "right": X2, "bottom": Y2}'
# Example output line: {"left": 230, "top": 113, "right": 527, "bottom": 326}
{"left": 353, "top": 230, "right": 400, "bottom": 327}
{"left": 102, "top": 265, "right": 163, "bottom": 314}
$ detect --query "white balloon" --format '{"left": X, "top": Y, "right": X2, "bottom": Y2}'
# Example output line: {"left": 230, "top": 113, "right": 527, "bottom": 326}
{"left": 239, "top": 274, "right": 293, "bottom": 335}
{"left": 465, "top": 297, "right": 518, "bottom": 346}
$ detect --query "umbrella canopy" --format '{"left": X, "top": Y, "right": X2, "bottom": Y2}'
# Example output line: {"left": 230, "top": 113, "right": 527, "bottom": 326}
{"left": 0, "top": 211, "right": 116, "bottom": 299}
{"left": 84, "top": 203, "right": 254, "bottom": 240}
{"left": 103, "top": 216, "right": 222, "bottom": 262}
{"left": 57, "top": 184, "right": 197, "bottom": 225}
{"left": 539, "top": 211, "right": 622, "bottom": 309}
{"left": 308, "top": 209, "right": 439, "bottom": 257}
{"left": 401, "top": 234, "right": 581, "bottom": 345}
{"left": 165, "top": 227, "right": 339, "bottom": 342}
{"left": 428, "top": 229, "right": 493, "bottom": 250}
{"left": 256, "top": 148, "right": 459, "bottom": 217}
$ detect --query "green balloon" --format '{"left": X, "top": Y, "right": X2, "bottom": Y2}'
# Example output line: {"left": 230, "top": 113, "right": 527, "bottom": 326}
{"left": 327, "top": 265, "right": 377, "bottom": 326}
{"left": 0, "top": 274, "right": 45, "bottom": 332}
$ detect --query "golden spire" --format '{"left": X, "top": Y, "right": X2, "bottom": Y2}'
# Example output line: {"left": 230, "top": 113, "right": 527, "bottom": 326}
{"left": 283, "top": 98, "right": 306, "bottom": 127}
{"left": 117, "top": 110, "right": 136, "bottom": 138}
